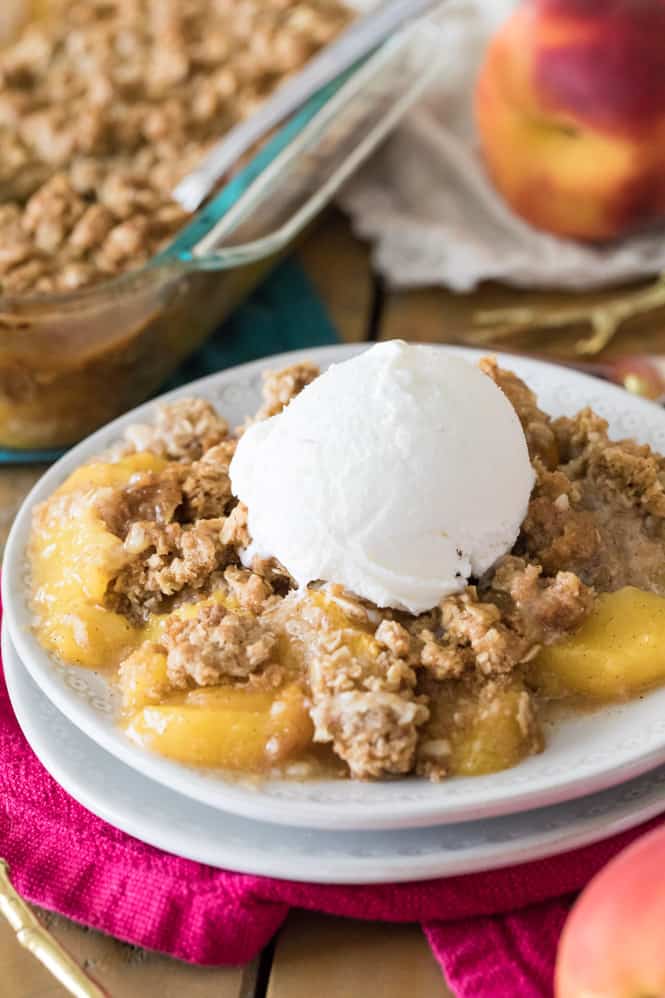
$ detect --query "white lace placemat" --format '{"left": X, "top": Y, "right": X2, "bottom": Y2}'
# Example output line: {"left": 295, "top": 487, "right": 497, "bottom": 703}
{"left": 340, "top": 0, "right": 665, "bottom": 291}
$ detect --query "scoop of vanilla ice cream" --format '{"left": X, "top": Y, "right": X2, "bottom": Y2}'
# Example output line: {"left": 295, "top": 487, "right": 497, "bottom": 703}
{"left": 230, "top": 341, "right": 535, "bottom": 615}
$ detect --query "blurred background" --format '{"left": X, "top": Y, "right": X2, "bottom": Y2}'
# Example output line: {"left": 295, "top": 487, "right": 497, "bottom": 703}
{"left": 1, "top": 0, "right": 664, "bottom": 452}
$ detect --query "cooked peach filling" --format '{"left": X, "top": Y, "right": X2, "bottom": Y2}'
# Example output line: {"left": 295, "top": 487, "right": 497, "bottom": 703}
{"left": 421, "top": 678, "right": 543, "bottom": 778}
{"left": 30, "top": 454, "right": 165, "bottom": 669}
{"left": 27, "top": 360, "right": 665, "bottom": 783}
{"left": 126, "top": 681, "right": 313, "bottom": 770}
{"left": 531, "top": 588, "right": 665, "bottom": 701}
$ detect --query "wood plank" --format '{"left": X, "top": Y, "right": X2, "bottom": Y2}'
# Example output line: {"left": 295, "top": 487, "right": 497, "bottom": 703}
{"left": 378, "top": 287, "right": 447, "bottom": 345}
{"left": 267, "top": 911, "right": 453, "bottom": 998}
{"left": 297, "top": 210, "right": 374, "bottom": 344}
{"left": 0, "top": 464, "right": 46, "bottom": 554}
{"left": 0, "top": 905, "right": 249, "bottom": 998}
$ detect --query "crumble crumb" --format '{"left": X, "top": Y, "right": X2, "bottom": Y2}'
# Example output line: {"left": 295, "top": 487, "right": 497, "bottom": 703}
{"left": 224, "top": 565, "right": 274, "bottom": 614}
{"left": 522, "top": 407, "right": 665, "bottom": 592}
{"left": 220, "top": 502, "right": 250, "bottom": 548}
{"left": 255, "top": 362, "right": 320, "bottom": 420}
{"left": 310, "top": 690, "right": 429, "bottom": 780}
{"left": 162, "top": 601, "right": 278, "bottom": 688}
{"left": 418, "top": 634, "right": 471, "bottom": 680}
{"left": 480, "top": 356, "right": 560, "bottom": 469}
{"left": 414, "top": 554, "right": 593, "bottom": 685}
{"left": 123, "top": 398, "right": 229, "bottom": 461}
{"left": 280, "top": 592, "right": 429, "bottom": 778}
{"left": 96, "top": 446, "right": 235, "bottom": 535}
{"left": 180, "top": 441, "right": 237, "bottom": 520}
{"left": 374, "top": 619, "right": 411, "bottom": 659}
{"left": 438, "top": 588, "right": 529, "bottom": 676}
{"left": 108, "top": 517, "right": 229, "bottom": 619}
{"left": 250, "top": 553, "right": 295, "bottom": 593}
{"left": 489, "top": 555, "right": 594, "bottom": 646}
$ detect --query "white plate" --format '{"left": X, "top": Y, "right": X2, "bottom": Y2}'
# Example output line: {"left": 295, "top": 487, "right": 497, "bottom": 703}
{"left": 6, "top": 344, "right": 665, "bottom": 832}
{"left": 5, "top": 623, "right": 665, "bottom": 883}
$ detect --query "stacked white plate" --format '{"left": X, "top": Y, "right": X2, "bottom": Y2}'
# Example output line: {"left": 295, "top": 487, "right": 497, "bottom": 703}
{"left": 5, "top": 345, "right": 665, "bottom": 884}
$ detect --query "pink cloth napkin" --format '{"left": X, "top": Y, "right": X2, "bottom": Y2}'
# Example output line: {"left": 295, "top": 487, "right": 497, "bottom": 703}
{"left": 1, "top": 637, "right": 661, "bottom": 998}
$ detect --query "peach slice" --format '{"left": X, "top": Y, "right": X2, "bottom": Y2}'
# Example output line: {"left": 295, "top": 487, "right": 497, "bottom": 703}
{"left": 532, "top": 587, "right": 665, "bottom": 700}
{"left": 125, "top": 683, "right": 313, "bottom": 772}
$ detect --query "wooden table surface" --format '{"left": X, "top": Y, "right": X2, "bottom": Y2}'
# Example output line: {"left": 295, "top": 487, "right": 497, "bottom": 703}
{"left": 8, "top": 206, "right": 654, "bottom": 997}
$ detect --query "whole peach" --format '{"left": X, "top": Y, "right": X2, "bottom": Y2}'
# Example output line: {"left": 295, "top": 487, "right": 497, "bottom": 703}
{"left": 475, "top": 0, "right": 665, "bottom": 241}
{"left": 556, "top": 823, "right": 665, "bottom": 997}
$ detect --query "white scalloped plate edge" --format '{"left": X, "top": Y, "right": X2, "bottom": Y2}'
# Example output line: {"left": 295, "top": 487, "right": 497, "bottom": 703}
{"left": 6, "top": 344, "right": 665, "bottom": 831}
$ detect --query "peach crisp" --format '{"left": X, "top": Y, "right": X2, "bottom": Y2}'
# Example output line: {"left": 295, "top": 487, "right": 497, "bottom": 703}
{"left": 28, "top": 357, "right": 665, "bottom": 782}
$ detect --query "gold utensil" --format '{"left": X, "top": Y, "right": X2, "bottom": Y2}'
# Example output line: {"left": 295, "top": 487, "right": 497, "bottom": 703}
{"left": 471, "top": 273, "right": 665, "bottom": 356}
{"left": 0, "top": 858, "right": 108, "bottom": 998}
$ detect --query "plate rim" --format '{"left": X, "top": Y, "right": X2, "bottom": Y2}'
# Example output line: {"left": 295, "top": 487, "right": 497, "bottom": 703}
{"left": 6, "top": 621, "right": 665, "bottom": 884}
{"left": 6, "top": 342, "right": 665, "bottom": 831}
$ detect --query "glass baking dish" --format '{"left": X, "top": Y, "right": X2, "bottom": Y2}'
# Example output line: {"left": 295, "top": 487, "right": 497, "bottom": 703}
{"left": 0, "top": 18, "right": 438, "bottom": 451}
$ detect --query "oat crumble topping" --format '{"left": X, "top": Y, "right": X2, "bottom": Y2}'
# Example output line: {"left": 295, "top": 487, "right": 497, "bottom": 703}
{"left": 163, "top": 600, "right": 278, "bottom": 687}
{"left": 255, "top": 361, "right": 321, "bottom": 420}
